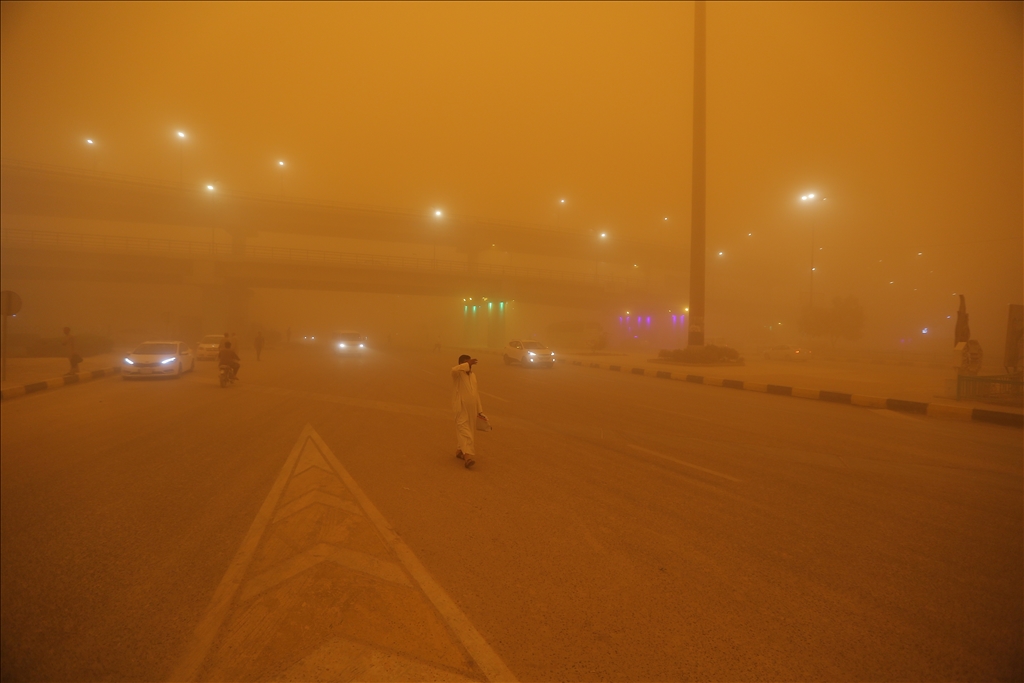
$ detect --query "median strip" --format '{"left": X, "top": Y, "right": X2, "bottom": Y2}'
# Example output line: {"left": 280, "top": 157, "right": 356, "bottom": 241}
{"left": 1, "top": 366, "right": 122, "bottom": 401}
{"left": 566, "top": 359, "right": 1022, "bottom": 428}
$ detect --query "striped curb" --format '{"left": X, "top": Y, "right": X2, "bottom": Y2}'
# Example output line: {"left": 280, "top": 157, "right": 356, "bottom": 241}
{"left": 1, "top": 366, "right": 122, "bottom": 401}
{"left": 566, "top": 359, "right": 1023, "bottom": 428}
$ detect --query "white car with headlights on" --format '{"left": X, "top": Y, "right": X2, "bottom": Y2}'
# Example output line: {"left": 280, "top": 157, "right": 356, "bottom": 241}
{"left": 333, "top": 331, "right": 368, "bottom": 353}
{"left": 503, "top": 340, "right": 555, "bottom": 367}
{"left": 123, "top": 341, "right": 194, "bottom": 378}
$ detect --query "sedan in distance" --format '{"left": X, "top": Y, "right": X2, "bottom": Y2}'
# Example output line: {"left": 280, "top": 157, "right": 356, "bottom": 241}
{"left": 196, "top": 334, "right": 225, "bottom": 360}
{"left": 333, "top": 331, "right": 368, "bottom": 353}
{"left": 504, "top": 340, "right": 555, "bottom": 367}
{"left": 123, "top": 341, "right": 195, "bottom": 378}
{"left": 763, "top": 345, "right": 812, "bottom": 361}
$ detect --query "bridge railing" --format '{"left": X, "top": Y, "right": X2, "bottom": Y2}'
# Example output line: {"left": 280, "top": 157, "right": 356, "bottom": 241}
{"left": 1, "top": 228, "right": 660, "bottom": 289}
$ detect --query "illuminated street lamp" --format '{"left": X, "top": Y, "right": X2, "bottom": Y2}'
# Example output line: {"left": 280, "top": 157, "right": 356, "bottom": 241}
{"left": 176, "top": 131, "right": 187, "bottom": 186}
{"left": 430, "top": 209, "right": 444, "bottom": 261}
{"left": 85, "top": 138, "right": 97, "bottom": 170}
{"left": 799, "top": 192, "right": 825, "bottom": 306}
{"left": 277, "top": 160, "right": 286, "bottom": 195}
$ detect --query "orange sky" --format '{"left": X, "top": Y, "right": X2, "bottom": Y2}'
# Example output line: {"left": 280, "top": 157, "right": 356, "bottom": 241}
{"left": 2, "top": 1, "right": 1021, "bottom": 345}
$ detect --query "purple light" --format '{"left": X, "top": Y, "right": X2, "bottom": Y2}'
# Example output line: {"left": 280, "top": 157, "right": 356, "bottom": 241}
{"left": 646, "top": 316, "right": 651, "bottom": 325}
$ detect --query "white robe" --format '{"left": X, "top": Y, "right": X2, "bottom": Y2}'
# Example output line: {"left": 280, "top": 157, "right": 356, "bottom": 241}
{"left": 451, "top": 362, "right": 483, "bottom": 455}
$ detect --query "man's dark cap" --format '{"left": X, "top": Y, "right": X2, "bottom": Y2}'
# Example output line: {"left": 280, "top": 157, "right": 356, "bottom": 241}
{"left": 458, "top": 354, "right": 471, "bottom": 364}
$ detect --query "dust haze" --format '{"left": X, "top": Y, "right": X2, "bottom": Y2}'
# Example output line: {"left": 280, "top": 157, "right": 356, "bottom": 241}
{"left": 1, "top": 2, "right": 1022, "bottom": 681}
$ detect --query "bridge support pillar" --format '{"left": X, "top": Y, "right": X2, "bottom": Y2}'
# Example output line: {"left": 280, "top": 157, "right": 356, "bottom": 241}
{"left": 462, "top": 303, "right": 480, "bottom": 348}
{"left": 486, "top": 301, "right": 506, "bottom": 349}
{"left": 201, "top": 284, "right": 252, "bottom": 337}
{"left": 462, "top": 300, "right": 505, "bottom": 349}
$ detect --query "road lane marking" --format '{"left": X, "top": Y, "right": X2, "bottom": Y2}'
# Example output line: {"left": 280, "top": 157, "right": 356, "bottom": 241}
{"left": 271, "top": 490, "right": 363, "bottom": 522}
{"left": 627, "top": 444, "right": 741, "bottom": 482}
{"left": 479, "top": 390, "right": 509, "bottom": 403}
{"left": 169, "top": 423, "right": 312, "bottom": 682}
{"left": 173, "top": 424, "right": 513, "bottom": 682}
{"left": 294, "top": 439, "right": 335, "bottom": 474}
{"left": 308, "top": 428, "right": 517, "bottom": 682}
{"left": 239, "top": 542, "right": 412, "bottom": 602}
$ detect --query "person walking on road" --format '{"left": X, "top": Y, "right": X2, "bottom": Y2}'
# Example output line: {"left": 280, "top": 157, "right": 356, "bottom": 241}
{"left": 254, "top": 331, "right": 265, "bottom": 361}
{"left": 452, "top": 354, "right": 487, "bottom": 469}
{"left": 62, "top": 327, "right": 81, "bottom": 375}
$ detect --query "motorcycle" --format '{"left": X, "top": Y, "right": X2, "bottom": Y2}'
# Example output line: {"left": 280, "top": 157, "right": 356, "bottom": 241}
{"left": 218, "top": 364, "right": 236, "bottom": 388}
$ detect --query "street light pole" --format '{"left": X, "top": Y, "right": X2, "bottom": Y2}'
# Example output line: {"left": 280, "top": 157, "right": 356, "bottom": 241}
{"left": 176, "top": 131, "right": 186, "bottom": 186}
{"left": 687, "top": 0, "right": 707, "bottom": 347}
{"left": 800, "top": 193, "right": 821, "bottom": 307}
{"left": 810, "top": 221, "right": 815, "bottom": 307}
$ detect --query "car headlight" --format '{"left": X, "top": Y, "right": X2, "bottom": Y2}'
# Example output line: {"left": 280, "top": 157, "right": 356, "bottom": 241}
{"left": 339, "top": 343, "right": 346, "bottom": 348}
{"left": 359, "top": 343, "right": 364, "bottom": 348}
{"left": 528, "top": 351, "right": 536, "bottom": 356}
{"left": 161, "top": 357, "right": 177, "bottom": 364}
{"left": 124, "top": 358, "right": 134, "bottom": 365}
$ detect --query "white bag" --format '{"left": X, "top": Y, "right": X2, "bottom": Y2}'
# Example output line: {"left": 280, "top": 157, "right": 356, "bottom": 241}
{"left": 476, "top": 413, "right": 492, "bottom": 432}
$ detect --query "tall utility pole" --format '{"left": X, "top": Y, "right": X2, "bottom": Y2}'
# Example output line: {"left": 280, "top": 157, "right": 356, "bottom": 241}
{"left": 177, "top": 131, "right": 186, "bottom": 186}
{"left": 809, "top": 222, "right": 816, "bottom": 307}
{"left": 687, "top": 0, "right": 707, "bottom": 347}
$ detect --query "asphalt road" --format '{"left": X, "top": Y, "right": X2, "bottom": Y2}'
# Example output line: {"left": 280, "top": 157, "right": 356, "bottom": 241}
{"left": 1, "top": 347, "right": 1021, "bottom": 681}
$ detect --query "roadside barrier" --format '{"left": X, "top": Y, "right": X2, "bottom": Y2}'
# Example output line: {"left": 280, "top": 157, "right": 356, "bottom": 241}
{"left": 0, "top": 366, "right": 122, "bottom": 401}
{"left": 566, "top": 359, "right": 1023, "bottom": 428}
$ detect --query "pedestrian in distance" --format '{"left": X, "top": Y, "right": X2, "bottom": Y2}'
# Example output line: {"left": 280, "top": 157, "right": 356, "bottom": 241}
{"left": 452, "top": 354, "right": 489, "bottom": 469}
{"left": 62, "top": 326, "right": 82, "bottom": 375}
{"left": 254, "top": 331, "right": 265, "bottom": 361}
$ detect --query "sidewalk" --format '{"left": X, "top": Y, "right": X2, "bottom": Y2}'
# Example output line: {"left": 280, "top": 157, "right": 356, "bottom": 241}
{"left": 1, "top": 353, "right": 120, "bottom": 392}
{"left": 559, "top": 352, "right": 1021, "bottom": 413}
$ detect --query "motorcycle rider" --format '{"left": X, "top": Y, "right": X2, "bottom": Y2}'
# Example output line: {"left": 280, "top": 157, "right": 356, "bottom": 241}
{"left": 218, "top": 341, "right": 241, "bottom": 380}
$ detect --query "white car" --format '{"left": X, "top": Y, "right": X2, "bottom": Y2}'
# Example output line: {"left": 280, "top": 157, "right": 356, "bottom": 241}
{"left": 333, "top": 331, "right": 368, "bottom": 353}
{"left": 196, "top": 334, "right": 225, "bottom": 361}
{"left": 763, "top": 345, "right": 812, "bottom": 361}
{"left": 503, "top": 340, "right": 555, "bottom": 367}
{"left": 123, "top": 341, "right": 195, "bottom": 378}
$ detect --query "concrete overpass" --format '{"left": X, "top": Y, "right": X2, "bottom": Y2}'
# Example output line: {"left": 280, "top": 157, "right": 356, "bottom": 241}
{"left": 0, "top": 228, "right": 671, "bottom": 310}
{"left": 0, "top": 160, "right": 683, "bottom": 269}
{"left": 0, "top": 161, "right": 684, "bottom": 336}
